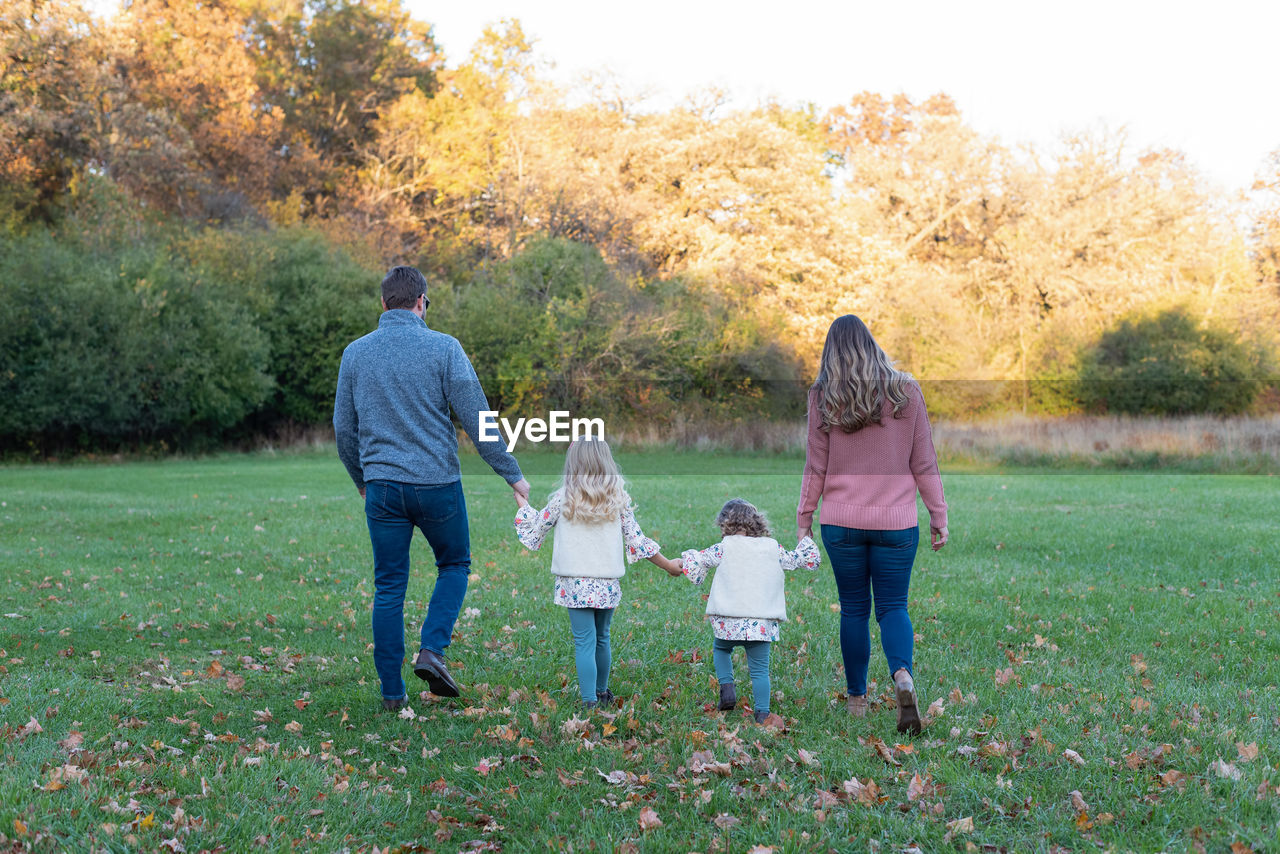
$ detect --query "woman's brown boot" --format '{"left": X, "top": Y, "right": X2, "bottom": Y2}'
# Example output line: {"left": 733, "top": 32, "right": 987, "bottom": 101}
{"left": 893, "top": 668, "right": 921, "bottom": 735}
{"left": 846, "top": 694, "right": 868, "bottom": 717}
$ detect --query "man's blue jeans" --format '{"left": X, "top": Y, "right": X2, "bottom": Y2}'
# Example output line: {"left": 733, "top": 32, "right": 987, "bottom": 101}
{"left": 821, "top": 524, "right": 919, "bottom": 697}
{"left": 365, "top": 480, "right": 470, "bottom": 700}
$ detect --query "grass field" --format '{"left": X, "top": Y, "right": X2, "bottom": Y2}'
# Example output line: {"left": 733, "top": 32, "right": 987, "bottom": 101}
{"left": 0, "top": 448, "right": 1276, "bottom": 852}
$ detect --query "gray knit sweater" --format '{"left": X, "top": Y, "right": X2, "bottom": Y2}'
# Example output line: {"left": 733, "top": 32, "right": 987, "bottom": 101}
{"left": 333, "top": 310, "right": 522, "bottom": 489}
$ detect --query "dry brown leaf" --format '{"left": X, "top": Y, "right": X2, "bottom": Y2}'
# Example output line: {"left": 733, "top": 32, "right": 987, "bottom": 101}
{"left": 1160, "top": 769, "right": 1187, "bottom": 789}
{"left": 555, "top": 768, "right": 583, "bottom": 787}
{"left": 637, "top": 806, "right": 662, "bottom": 831}
{"left": 1063, "top": 748, "right": 1085, "bottom": 766}
{"left": 906, "top": 772, "right": 928, "bottom": 802}
{"left": 1131, "top": 696, "right": 1151, "bottom": 713}
{"left": 796, "top": 748, "right": 819, "bottom": 767}
{"left": 225, "top": 674, "right": 246, "bottom": 692}
{"left": 1236, "top": 742, "right": 1259, "bottom": 762}
{"left": 843, "top": 777, "right": 881, "bottom": 805}
{"left": 944, "top": 815, "right": 975, "bottom": 840}
{"left": 17, "top": 717, "right": 42, "bottom": 739}
{"left": 866, "top": 736, "right": 902, "bottom": 767}
{"left": 1210, "top": 758, "right": 1243, "bottom": 780}
{"left": 561, "top": 715, "right": 591, "bottom": 737}
{"left": 58, "top": 731, "right": 84, "bottom": 752}
{"left": 1230, "top": 843, "right": 1255, "bottom": 854}
{"left": 284, "top": 721, "right": 302, "bottom": 733}
{"left": 1068, "top": 790, "right": 1089, "bottom": 813}
{"left": 994, "top": 667, "right": 1014, "bottom": 686}
{"left": 712, "top": 813, "right": 741, "bottom": 830}
{"left": 253, "top": 709, "right": 273, "bottom": 723}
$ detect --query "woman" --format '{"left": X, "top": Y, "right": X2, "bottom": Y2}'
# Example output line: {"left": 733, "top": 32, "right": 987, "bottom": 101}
{"left": 796, "top": 315, "right": 948, "bottom": 734}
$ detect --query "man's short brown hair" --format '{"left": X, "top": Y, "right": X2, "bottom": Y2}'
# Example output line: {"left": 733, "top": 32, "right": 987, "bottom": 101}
{"left": 381, "top": 266, "right": 428, "bottom": 310}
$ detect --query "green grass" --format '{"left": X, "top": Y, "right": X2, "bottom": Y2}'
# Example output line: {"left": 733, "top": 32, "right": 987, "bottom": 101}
{"left": 1, "top": 448, "right": 1277, "bottom": 852}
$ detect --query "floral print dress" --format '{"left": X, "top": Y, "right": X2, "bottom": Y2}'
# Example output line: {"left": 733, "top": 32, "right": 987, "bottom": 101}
{"left": 680, "top": 537, "right": 821, "bottom": 641}
{"left": 514, "top": 490, "right": 661, "bottom": 609}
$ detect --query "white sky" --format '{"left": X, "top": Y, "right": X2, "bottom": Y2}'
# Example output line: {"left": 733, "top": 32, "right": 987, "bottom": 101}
{"left": 408, "top": 0, "right": 1279, "bottom": 195}
{"left": 82, "top": 0, "right": 1277, "bottom": 194}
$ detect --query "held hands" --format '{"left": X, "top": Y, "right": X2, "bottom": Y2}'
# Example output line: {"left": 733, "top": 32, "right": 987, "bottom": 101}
{"left": 511, "top": 478, "right": 531, "bottom": 507}
{"left": 797, "top": 527, "right": 812, "bottom": 544}
{"left": 930, "top": 526, "right": 949, "bottom": 551}
{"left": 651, "top": 554, "right": 684, "bottom": 577}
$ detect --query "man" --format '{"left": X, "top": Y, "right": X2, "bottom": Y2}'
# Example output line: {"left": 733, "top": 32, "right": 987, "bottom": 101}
{"left": 334, "top": 266, "right": 530, "bottom": 710}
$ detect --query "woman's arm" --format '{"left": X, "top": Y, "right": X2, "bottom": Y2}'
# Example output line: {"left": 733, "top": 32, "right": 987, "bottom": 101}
{"left": 679, "top": 543, "right": 723, "bottom": 585}
{"left": 513, "top": 491, "right": 562, "bottom": 551}
{"left": 907, "top": 384, "right": 949, "bottom": 548}
{"left": 796, "top": 388, "right": 829, "bottom": 540}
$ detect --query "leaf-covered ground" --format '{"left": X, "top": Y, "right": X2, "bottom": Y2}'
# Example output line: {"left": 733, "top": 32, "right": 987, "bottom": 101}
{"left": 0, "top": 449, "right": 1276, "bottom": 852}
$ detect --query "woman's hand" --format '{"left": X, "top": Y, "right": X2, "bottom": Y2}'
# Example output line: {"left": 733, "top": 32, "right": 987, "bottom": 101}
{"left": 930, "top": 526, "right": 949, "bottom": 551}
{"left": 797, "top": 527, "right": 813, "bottom": 543}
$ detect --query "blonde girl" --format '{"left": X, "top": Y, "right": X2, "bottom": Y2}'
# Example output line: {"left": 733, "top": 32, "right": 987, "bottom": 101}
{"left": 514, "top": 437, "right": 681, "bottom": 707}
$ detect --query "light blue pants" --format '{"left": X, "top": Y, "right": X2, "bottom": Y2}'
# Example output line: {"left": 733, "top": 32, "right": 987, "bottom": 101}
{"left": 713, "top": 638, "right": 771, "bottom": 714}
{"left": 567, "top": 608, "right": 614, "bottom": 703}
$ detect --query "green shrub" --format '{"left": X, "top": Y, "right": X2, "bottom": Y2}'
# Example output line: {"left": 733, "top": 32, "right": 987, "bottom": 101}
{"left": 1077, "top": 306, "right": 1265, "bottom": 415}
{"left": 182, "top": 227, "right": 383, "bottom": 429}
{"left": 0, "top": 229, "right": 272, "bottom": 451}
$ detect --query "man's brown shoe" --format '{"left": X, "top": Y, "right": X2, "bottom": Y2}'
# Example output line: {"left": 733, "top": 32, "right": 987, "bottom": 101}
{"left": 893, "top": 668, "right": 921, "bottom": 735}
{"left": 413, "top": 649, "right": 460, "bottom": 697}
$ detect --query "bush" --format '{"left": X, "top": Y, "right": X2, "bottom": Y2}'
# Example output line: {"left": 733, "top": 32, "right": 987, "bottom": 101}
{"left": 182, "top": 227, "right": 383, "bottom": 429}
{"left": 1077, "top": 306, "right": 1265, "bottom": 415}
{"left": 0, "top": 229, "right": 272, "bottom": 451}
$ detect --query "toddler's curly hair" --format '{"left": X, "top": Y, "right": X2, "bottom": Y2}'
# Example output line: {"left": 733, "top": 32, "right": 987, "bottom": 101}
{"left": 715, "top": 498, "right": 772, "bottom": 538}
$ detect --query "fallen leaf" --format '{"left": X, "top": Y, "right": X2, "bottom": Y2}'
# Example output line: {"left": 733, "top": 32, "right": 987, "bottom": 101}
{"left": 1068, "top": 790, "right": 1089, "bottom": 813}
{"left": 944, "top": 815, "right": 974, "bottom": 841}
{"left": 866, "top": 736, "right": 901, "bottom": 767}
{"left": 1063, "top": 748, "right": 1085, "bottom": 766}
{"left": 796, "top": 748, "right": 818, "bottom": 767}
{"left": 253, "top": 709, "right": 273, "bottom": 723}
{"left": 139, "top": 812, "right": 155, "bottom": 830}
{"left": 1236, "top": 742, "right": 1259, "bottom": 762}
{"left": 924, "top": 698, "right": 945, "bottom": 721}
{"left": 398, "top": 705, "right": 417, "bottom": 720}
{"left": 225, "top": 674, "right": 245, "bottom": 692}
{"left": 638, "top": 806, "right": 662, "bottom": 831}
{"left": 1159, "top": 769, "right": 1187, "bottom": 789}
{"left": 1210, "top": 758, "right": 1243, "bottom": 780}
{"left": 58, "top": 731, "right": 84, "bottom": 751}
{"left": 284, "top": 721, "right": 302, "bottom": 733}
{"left": 906, "top": 772, "right": 928, "bottom": 802}
{"left": 17, "top": 717, "right": 43, "bottom": 739}
{"left": 994, "top": 667, "right": 1014, "bottom": 686}
{"left": 712, "top": 813, "right": 741, "bottom": 830}
{"left": 555, "top": 768, "right": 583, "bottom": 787}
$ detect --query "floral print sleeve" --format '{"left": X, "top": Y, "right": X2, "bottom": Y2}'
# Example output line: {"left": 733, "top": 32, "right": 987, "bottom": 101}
{"left": 514, "top": 491, "right": 562, "bottom": 551}
{"left": 680, "top": 543, "right": 723, "bottom": 585}
{"left": 778, "top": 536, "right": 821, "bottom": 571}
{"left": 621, "top": 507, "right": 661, "bottom": 564}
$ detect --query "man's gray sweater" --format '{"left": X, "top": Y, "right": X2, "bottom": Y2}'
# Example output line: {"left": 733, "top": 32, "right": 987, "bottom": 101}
{"left": 333, "top": 310, "right": 522, "bottom": 489}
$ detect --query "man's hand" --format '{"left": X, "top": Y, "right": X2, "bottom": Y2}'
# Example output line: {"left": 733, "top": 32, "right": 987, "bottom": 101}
{"left": 359, "top": 487, "right": 366, "bottom": 499}
{"left": 930, "top": 526, "right": 949, "bottom": 551}
{"left": 798, "top": 527, "right": 813, "bottom": 543}
{"left": 511, "top": 478, "right": 531, "bottom": 503}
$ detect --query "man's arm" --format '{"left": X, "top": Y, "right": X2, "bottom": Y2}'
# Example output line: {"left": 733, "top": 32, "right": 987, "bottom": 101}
{"left": 333, "top": 351, "right": 365, "bottom": 495}
{"left": 445, "top": 340, "right": 526, "bottom": 487}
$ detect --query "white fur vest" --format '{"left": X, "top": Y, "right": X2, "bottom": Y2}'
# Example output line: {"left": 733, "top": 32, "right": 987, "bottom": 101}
{"left": 705, "top": 535, "right": 786, "bottom": 621}
{"left": 550, "top": 516, "right": 626, "bottom": 579}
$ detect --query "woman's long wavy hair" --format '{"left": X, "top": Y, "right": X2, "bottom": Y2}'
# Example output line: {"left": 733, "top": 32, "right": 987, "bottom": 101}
{"left": 814, "top": 315, "right": 912, "bottom": 433}
{"left": 559, "top": 436, "right": 630, "bottom": 523}
{"left": 716, "top": 499, "right": 772, "bottom": 538}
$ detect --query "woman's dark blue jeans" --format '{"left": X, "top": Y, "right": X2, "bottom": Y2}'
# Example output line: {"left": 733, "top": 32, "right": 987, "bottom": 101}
{"left": 821, "top": 524, "right": 919, "bottom": 697}
{"left": 365, "top": 480, "right": 470, "bottom": 700}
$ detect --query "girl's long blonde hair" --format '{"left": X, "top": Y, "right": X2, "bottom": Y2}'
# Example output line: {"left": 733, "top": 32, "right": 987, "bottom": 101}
{"left": 814, "top": 315, "right": 912, "bottom": 433}
{"left": 559, "top": 436, "right": 630, "bottom": 523}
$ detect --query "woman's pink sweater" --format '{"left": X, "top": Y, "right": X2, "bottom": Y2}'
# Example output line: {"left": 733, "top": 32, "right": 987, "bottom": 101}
{"left": 797, "top": 382, "right": 948, "bottom": 532}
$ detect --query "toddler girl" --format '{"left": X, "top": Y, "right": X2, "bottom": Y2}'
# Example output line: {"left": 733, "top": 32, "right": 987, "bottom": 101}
{"left": 515, "top": 437, "right": 681, "bottom": 708}
{"left": 680, "top": 499, "right": 820, "bottom": 723}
